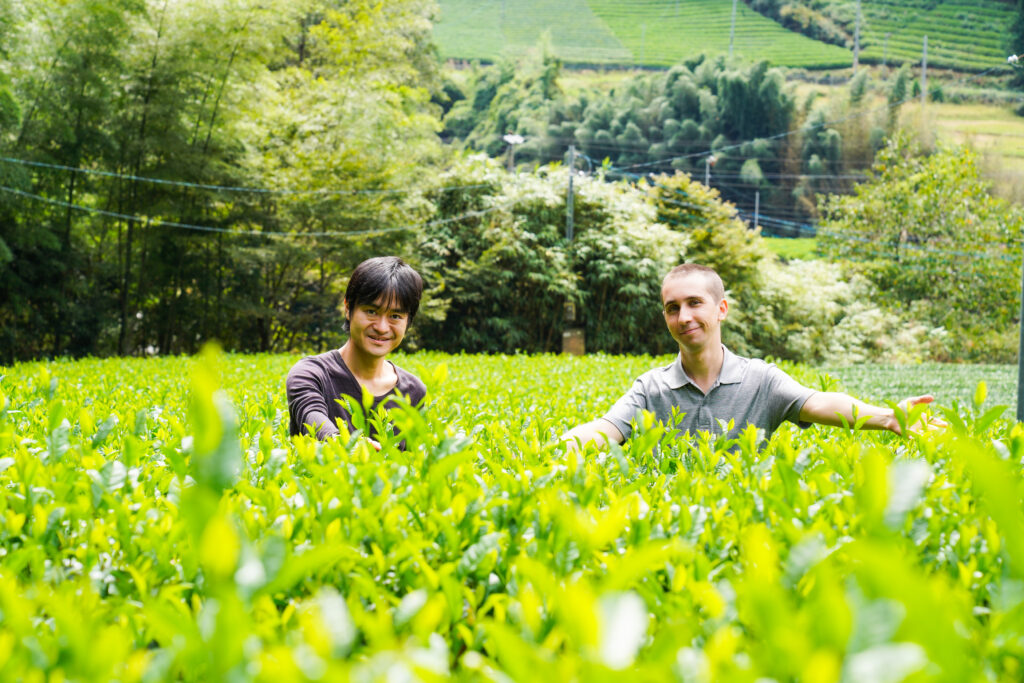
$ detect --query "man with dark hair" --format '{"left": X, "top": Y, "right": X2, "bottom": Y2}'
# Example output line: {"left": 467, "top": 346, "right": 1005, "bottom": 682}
{"left": 287, "top": 256, "right": 427, "bottom": 441}
{"left": 562, "top": 263, "right": 940, "bottom": 448}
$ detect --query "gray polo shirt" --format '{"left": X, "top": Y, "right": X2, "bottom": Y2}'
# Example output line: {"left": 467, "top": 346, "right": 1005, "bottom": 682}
{"left": 602, "top": 346, "right": 815, "bottom": 441}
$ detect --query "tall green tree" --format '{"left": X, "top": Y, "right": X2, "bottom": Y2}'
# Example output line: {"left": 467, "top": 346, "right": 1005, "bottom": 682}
{"left": 1, "top": 0, "right": 138, "bottom": 357}
{"left": 237, "top": 0, "right": 442, "bottom": 353}
{"left": 819, "top": 136, "right": 1024, "bottom": 361}
{"left": 0, "top": 0, "right": 446, "bottom": 361}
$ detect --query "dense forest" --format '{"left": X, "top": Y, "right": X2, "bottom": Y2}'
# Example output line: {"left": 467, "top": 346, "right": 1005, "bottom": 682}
{"left": 440, "top": 53, "right": 896, "bottom": 228}
{"left": 1, "top": 0, "right": 1022, "bottom": 364}
{"left": 0, "top": 0, "right": 442, "bottom": 360}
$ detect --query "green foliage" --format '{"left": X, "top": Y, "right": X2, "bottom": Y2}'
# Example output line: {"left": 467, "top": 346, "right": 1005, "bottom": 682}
{"left": 644, "top": 171, "right": 772, "bottom": 307}
{"left": 856, "top": 0, "right": 1015, "bottom": 72}
{"left": 765, "top": 236, "right": 818, "bottom": 260}
{"left": 742, "top": 259, "right": 936, "bottom": 365}
{"left": 434, "top": 0, "right": 853, "bottom": 68}
{"left": 415, "top": 155, "right": 685, "bottom": 354}
{"left": 822, "top": 362, "right": 1017, "bottom": 411}
{"left": 643, "top": 171, "right": 910, "bottom": 364}
{"left": 818, "top": 136, "right": 1024, "bottom": 362}
{"left": 2, "top": 351, "right": 1024, "bottom": 679}
{"left": 446, "top": 56, "right": 797, "bottom": 188}
{"left": 749, "top": 0, "right": 854, "bottom": 48}
{"left": 433, "top": 0, "right": 631, "bottom": 64}
{"left": 0, "top": 0, "right": 445, "bottom": 361}
{"left": 1012, "top": 0, "right": 1024, "bottom": 87}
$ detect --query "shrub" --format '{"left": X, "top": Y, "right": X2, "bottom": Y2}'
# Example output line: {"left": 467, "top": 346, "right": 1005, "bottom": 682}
{"left": 415, "top": 155, "right": 686, "bottom": 354}
{"left": 818, "top": 135, "right": 1024, "bottom": 363}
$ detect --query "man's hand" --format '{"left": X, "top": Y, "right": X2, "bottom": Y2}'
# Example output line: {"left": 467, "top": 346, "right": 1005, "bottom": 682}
{"left": 800, "top": 392, "right": 945, "bottom": 435}
{"left": 560, "top": 419, "right": 625, "bottom": 451}
{"left": 893, "top": 395, "right": 946, "bottom": 435}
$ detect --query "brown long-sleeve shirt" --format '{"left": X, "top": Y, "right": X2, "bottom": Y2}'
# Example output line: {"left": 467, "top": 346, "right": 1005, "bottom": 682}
{"left": 286, "top": 350, "right": 426, "bottom": 440}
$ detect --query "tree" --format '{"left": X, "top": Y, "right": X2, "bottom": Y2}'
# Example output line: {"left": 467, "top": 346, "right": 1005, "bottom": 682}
{"left": 0, "top": 0, "right": 139, "bottom": 359}
{"left": 416, "top": 156, "right": 685, "bottom": 354}
{"left": 0, "top": 0, "right": 447, "bottom": 360}
{"left": 819, "top": 136, "right": 1024, "bottom": 361}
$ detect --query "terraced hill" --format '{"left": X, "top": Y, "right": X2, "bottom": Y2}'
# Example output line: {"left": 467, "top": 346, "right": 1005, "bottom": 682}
{"left": 857, "top": 0, "right": 1014, "bottom": 72}
{"left": 434, "top": 0, "right": 851, "bottom": 67}
{"left": 434, "top": 0, "right": 1016, "bottom": 71}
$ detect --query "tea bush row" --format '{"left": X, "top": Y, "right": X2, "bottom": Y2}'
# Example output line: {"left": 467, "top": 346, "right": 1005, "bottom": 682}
{"left": 1, "top": 351, "right": 1023, "bottom": 680}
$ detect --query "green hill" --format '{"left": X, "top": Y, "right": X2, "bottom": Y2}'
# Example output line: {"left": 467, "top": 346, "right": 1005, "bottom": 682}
{"left": 434, "top": 0, "right": 851, "bottom": 67}
{"left": 857, "top": 0, "right": 1014, "bottom": 72}
{"left": 433, "top": 0, "right": 1016, "bottom": 71}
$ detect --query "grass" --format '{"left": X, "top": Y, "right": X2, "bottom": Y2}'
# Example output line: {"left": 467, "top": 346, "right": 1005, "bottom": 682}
{"left": 765, "top": 237, "right": 818, "bottom": 260}
{"left": 435, "top": 0, "right": 852, "bottom": 68}
{"left": 858, "top": 0, "right": 1015, "bottom": 72}
{"left": 434, "top": 1, "right": 1016, "bottom": 72}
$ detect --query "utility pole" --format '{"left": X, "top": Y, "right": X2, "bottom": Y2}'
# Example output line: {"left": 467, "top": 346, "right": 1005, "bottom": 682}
{"left": 729, "top": 0, "right": 738, "bottom": 59}
{"left": 883, "top": 32, "right": 890, "bottom": 68}
{"left": 921, "top": 35, "right": 928, "bottom": 109}
{"left": 563, "top": 145, "right": 583, "bottom": 356}
{"left": 754, "top": 191, "right": 760, "bottom": 230}
{"left": 704, "top": 154, "right": 716, "bottom": 186}
{"left": 566, "top": 145, "right": 575, "bottom": 241}
{"left": 853, "top": 0, "right": 861, "bottom": 72}
{"left": 503, "top": 133, "right": 524, "bottom": 172}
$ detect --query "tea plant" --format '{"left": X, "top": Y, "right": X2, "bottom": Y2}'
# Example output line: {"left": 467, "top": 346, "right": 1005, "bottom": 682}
{"left": 1, "top": 350, "right": 1022, "bottom": 681}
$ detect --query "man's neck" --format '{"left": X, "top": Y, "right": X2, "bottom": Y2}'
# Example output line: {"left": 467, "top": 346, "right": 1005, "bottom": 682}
{"left": 680, "top": 342, "right": 724, "bottom": 394}
{"left": 339, "top": 341, "right": 388, "bottom": 382}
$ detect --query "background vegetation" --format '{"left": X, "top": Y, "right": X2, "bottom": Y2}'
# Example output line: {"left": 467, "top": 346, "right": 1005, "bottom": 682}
{"left": 0, "top": 0, "right": 441, "bottom": 361}
{"left": 2, "top": 0, "right": 1024, "bottom": 366}
{"left": 434, "top": 0, "right": 1017, "bottom": 71}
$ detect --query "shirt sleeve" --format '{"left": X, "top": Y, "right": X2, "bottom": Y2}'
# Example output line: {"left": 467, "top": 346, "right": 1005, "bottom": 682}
{"left": 286, "top": 361, "right": 341, "bottom": 440}
{"left": 763, "top": 364, "right": 816, "bottom": 428}
{"left": 600, "top": 378, "right": 649, "bottom": 441}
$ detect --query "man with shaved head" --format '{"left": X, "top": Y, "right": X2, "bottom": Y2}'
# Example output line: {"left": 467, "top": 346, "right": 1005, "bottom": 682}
{"left": 562, "top": 263, "right": 938, "bottom": 448}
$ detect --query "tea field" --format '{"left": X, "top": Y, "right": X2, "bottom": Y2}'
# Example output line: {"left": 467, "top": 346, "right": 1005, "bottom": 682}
{"left": 2, "top": 350, "right": 1024, "bottom": 680}
{"left": 434, "top": 0, "right": 852, "bottom": 68}
{"left": 434, "top": 0, "right": 1016, "bottom": 71}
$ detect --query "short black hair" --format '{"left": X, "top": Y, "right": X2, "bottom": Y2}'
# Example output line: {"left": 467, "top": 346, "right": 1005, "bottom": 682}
{"left": 343, "top": 256, "right": 424, "bottom": 332}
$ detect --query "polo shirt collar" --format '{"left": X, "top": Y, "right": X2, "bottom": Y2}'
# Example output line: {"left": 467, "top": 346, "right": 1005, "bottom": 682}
{"left": 666, "top": 345, "right": 742, "bottom": 389}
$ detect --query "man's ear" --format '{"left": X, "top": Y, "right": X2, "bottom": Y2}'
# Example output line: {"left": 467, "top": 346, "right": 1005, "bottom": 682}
{"left": 718, "top": 297, "right": 729, "bottom": 321}
{"left": 342, "top": 300, "right": 349, "bottom": 320}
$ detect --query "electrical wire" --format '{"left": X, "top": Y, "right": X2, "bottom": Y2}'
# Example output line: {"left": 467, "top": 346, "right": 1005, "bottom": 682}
{"left": 0, "top": 156, "right": 494, "bottom": 197}
{"left": 0, "top": 184, "right": 503, "bottom": 238}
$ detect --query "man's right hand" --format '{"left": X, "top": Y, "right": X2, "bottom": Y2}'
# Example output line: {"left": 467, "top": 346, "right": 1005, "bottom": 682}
{"left": 560, "top": 418, "right": 625, "bottom": 451}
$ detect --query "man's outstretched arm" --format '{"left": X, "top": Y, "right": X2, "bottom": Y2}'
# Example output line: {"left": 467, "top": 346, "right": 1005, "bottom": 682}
{"left": 561, "top": 418, "right": 626, "bottom": 450}
{"left": 799, "top": 392, "right": 937, "bottom": 434}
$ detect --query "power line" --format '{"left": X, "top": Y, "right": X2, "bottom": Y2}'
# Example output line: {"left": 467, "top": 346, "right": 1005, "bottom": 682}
{"left": 0, "top": 184, "right": 503, "bottom": 238}
{"left": 0, "top": 155, "right": 493, "bottom": 197}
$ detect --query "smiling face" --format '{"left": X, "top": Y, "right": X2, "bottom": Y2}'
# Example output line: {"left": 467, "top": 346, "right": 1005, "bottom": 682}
{"left": 661, "top": 271, "right": 728, "bottom": 353}
{"left": 343, "top": 296, "right": 409, "bottom": 360}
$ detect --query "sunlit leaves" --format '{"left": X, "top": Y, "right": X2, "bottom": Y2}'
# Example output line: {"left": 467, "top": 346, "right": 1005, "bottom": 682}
{"left": 2, "top": 351, "right": 1024, "bottom": 679}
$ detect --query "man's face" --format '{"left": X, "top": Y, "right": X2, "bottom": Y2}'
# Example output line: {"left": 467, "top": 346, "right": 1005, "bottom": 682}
{"left": 661, "top": 272, "right": 728, "bottom": 352}
{"left": 344, "top": 297, "right": 409, "bottom": 359}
